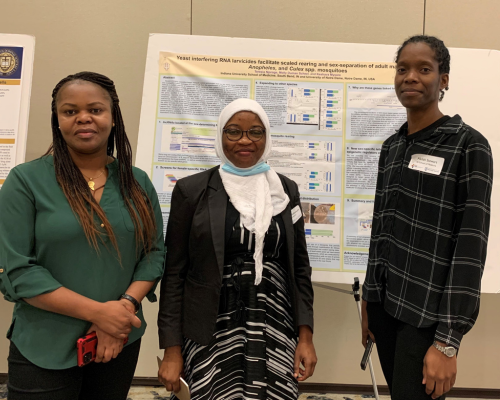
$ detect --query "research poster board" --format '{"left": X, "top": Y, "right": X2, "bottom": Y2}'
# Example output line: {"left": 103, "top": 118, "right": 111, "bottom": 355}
{"left": 0, "top": 34, "right": 35, "bottom": 188}
{"left": 137, "top": 34, "right": 499, "bottom": 291}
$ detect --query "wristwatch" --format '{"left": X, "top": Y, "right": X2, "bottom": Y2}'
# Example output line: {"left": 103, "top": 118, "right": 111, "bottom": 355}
{"left": 120, "top": 294, "right": 140, "bottom": 314}
{"left": 433, "top": 341, "right": 457, "bottom": 357}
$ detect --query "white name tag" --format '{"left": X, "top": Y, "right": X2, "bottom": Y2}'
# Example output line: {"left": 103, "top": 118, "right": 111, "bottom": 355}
{"left": 291, "top": 205, "right": 302, "bottom": 224}
{"left": 408, "top": 154, "right": 445, "bottom": 175}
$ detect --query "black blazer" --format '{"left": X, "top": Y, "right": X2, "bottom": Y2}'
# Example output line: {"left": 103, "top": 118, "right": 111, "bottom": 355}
{"left": 158, "top": 166, "right": 314, "bottom": 347}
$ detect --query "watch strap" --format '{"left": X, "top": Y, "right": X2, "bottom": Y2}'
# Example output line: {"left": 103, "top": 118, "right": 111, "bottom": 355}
{"left": 120, "top": 294, "right": 140, "bottom": 313}
{"left": 433, "top": 341, "right": 456, "bottom": 357}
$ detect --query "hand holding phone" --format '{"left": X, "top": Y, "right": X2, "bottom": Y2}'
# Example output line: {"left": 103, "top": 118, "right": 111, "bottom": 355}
{"left": 77, "top": 331, "right": 128, "bottom": 367}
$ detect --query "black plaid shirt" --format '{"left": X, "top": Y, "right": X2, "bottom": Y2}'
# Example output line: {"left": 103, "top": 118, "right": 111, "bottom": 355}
{"left": 362, "top": 115, "right": 493, "bottom": 348}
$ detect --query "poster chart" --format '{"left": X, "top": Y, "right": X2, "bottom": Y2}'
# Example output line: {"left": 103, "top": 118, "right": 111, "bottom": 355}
{"left": 137, "top": 35, "right": 500, "bottom": 289}
{"left": 0, "top": 34, "right": 34, "bottom": 189}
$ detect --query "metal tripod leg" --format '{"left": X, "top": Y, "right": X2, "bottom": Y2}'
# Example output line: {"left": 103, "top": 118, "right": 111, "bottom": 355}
{"left": 311, "top": 280, "right": 380, "bottom": 398}
{"left": 352, "top": 278, "right": 380, "bottom": 400}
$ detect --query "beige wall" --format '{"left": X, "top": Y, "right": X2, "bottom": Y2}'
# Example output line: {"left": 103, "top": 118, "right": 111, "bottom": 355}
{"left": 426, "top": 0, "right": 500, "bottom": 50}
{"left": 1, "top": 0, "right": 192, "bottom": 162}
{"left": 192, "top": 0, "right": 424, "bottom": 44}
{"left": 1, "top": 0, "right": 499, "bottom": 390}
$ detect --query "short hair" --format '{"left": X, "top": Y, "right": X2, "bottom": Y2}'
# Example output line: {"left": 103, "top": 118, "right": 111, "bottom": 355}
{"left": 395, "top": 35, "right": 450, "bottom": 75}
{"left": 396, "top": 35, "right": 450, "bottom": 100}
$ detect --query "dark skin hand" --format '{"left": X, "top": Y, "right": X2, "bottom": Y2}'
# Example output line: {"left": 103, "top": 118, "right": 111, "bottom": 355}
{"left": 361, "top": 300, "right": 375, "bottom": 348}
{"left": 88, "top": 299, "right": 135, "bottom": 363}
{"left": 294, "top": 325, "right": 318, "bottom": 381}
{"left": 159, "top": 327, "right": 318, "bottom": 389}
{"left": 423, "top": 343, "right": 457, "bottom": 399}
{"left": 361, "top": 301, "right": 456, "bottom": 397}
{"left": 158, "top": 345, "right": 183, "bottom": 393}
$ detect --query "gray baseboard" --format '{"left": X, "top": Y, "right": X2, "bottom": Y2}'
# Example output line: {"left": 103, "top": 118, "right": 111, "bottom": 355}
{"left": 1, "top": 373, "right": 499, "bottom": 398}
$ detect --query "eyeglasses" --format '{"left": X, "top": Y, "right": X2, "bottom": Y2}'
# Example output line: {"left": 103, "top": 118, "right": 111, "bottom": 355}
{"left": 223, "top": 128, "right": 266, "bottom": 142}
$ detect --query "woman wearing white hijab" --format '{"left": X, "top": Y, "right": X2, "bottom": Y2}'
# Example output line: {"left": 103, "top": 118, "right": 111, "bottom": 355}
{"left": 158, "top": 99, "right": 316, "bottom": 400}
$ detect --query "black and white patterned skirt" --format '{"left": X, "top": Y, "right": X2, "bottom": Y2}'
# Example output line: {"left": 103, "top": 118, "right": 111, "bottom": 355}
{"left": 174, "top": 258, "right": 298, "bottom": 400}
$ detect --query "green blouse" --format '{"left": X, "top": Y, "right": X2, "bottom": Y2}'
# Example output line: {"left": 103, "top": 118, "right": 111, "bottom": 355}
{"left": 0, "top": 155, "right": 165, "bottom": 369}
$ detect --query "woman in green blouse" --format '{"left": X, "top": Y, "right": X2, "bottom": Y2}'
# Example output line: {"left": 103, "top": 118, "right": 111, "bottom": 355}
{"left": 0, "top": 72, "right": 165, "bottom": 400}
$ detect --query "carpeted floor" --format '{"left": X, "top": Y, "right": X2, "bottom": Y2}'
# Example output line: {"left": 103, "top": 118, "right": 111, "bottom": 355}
{"left": 126, "top": 387, "right": 382, "bottom": 399}
{"left": 0, "top": 384, "right": 483, "bottom": 399}
{"left": 126, "top": 388, "right": 383, "bottom": 400}
{"left": 125, "top": 387, "right": 480, "bottom": 400}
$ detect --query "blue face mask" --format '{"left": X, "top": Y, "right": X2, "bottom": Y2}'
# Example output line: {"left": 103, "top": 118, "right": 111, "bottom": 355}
{"left": 221, "top": 161, "right": 270, "bottom": 176}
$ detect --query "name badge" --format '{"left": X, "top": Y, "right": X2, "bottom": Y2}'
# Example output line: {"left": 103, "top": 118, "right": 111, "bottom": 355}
{"left": 291, "top": 205, "right": 302, "bottom": 224}
{"left": 408, "top": 154, "right": 445, "bottom": 176}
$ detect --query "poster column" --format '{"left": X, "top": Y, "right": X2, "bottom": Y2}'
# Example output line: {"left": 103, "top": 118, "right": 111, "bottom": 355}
{"left": 342, "top": 84, "right": 406, "bottom": 270}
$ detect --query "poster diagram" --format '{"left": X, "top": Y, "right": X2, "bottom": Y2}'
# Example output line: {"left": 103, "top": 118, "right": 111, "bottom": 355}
{"left": 357, "top": 202, "right": 374, "bottom": 236}
{"left": 287, "top": 87, "right": 343, "bottom": 131}
{"left": 302, "top": 202, "right": 339, "bottom": 242}
{"left": 162, "top": 169, "right": 194, "bottom": 192}
{"left": 287, "top": 88, "right": 320, "bottom": 125}
{"left": 161, "top": 124, "right": 216, "bottom": 154}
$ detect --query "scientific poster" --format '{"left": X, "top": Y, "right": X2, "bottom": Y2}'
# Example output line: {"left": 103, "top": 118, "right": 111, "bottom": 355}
{"left": 139, "top": 48, "right": 406, "bottom": 276}
{"left": 136, "top": 35, "right": 500, "bottom": 289}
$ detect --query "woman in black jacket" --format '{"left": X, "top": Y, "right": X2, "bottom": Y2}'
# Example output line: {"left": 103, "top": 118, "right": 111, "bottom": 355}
{"left": 158, "top": 98, "right": 316, "bottom": 400}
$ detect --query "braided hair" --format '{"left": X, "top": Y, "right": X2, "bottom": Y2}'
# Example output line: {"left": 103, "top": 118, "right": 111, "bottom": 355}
{"left": 395, "top": 35, "right": 450, "bottom": 101}
{"left": 45, "top": 71, "right": 157, "bottom": 259}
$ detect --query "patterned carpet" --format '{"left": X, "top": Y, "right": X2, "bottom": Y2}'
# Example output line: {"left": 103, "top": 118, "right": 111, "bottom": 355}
{"left": 126, "top": 387, "right": 383, "bottom": 400}
{"left": 126, "top": 388, "right": 478, "bottom": 400}
{"left": 1, "top": 385, "right": 384, "bottom": 399}
{"left": 125, "top": 388, "right": 478, "bottom": 400}
{"left": 0, "top": 384, "right": 481, "bottom": 399}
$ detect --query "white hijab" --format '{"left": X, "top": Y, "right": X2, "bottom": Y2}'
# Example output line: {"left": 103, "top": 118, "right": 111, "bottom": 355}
{"left": 216, "top": 99, "right": 289, "bottom": 285}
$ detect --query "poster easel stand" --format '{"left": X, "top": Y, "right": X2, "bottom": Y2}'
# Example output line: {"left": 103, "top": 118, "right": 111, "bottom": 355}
{"left": 312, "top": 279, "right": 380, "bottom": 400}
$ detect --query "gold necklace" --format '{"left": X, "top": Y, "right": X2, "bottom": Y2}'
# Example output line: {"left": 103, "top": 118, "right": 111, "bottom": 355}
{"left": 82, "top": 169, "right": 105, "bottom": 191}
